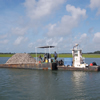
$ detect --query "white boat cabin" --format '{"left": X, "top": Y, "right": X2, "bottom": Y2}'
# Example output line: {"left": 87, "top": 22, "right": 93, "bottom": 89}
{"left": 72, "top": 44, "right": 88, "bottom": 68}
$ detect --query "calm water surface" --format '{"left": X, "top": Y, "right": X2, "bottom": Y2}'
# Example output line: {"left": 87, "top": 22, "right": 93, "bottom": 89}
{"left": 0, "top": 57, "right": 100, "bottom": 100}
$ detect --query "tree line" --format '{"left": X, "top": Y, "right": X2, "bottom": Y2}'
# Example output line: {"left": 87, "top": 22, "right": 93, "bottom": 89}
{"left": 0, "top": 51, "right": 100, "bottom": 54}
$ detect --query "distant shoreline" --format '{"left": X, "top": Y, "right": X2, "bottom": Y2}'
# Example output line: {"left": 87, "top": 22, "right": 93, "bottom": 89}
{"left": 0, "top": 54, "right": 100, "bottom": 58}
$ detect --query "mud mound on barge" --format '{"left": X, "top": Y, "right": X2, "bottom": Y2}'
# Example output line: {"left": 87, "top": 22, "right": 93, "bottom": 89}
{"left": 6, "top": 53, "right": 36, "bottom": 64}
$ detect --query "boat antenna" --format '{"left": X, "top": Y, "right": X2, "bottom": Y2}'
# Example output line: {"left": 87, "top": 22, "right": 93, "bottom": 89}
{"left": 73, "top": 43, "right": 79, "bottom": 49}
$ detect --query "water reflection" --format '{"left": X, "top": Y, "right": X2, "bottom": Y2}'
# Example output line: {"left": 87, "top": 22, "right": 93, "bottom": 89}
{"left": 71, "top": 71, "right": 87, "bottom": 99}
{"left": 71, "top": 71, "right": 86, "bottom": 85}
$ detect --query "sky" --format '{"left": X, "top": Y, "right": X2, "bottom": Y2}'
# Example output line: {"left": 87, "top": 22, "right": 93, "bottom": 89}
{"left": 0, "top": 0, "right": 100, "bottom": 53}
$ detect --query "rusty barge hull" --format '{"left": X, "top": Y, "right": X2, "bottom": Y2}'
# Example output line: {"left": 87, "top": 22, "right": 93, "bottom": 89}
{"left": 0, "top": 63, "right": 52, "bottom": 70}
{"left": 58, "top": 66, "right": 100, "bottom": 72}
{"left": 0, "top": 63, "right": 100, "bottom": 72}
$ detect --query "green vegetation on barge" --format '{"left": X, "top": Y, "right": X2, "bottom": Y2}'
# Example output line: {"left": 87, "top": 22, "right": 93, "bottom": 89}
{"left": 0, "top": 53, "right": 100, "bottom": 58}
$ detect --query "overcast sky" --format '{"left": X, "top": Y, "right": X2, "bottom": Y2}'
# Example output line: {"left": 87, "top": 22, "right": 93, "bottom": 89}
{"left": 0, "top": 0, "right": 100, "bottom": 53}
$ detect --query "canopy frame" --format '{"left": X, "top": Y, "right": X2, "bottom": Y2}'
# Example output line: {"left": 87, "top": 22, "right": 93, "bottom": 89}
{"left": 35, "top": 45, "right": 58, "bottom": 63}
{"left": 37, "top": 46, "right": 55, "bottom": 48}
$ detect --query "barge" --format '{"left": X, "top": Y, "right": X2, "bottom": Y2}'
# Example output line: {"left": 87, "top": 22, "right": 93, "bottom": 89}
{"left": 0, "top": 44, "right": 100, "bottom": 72}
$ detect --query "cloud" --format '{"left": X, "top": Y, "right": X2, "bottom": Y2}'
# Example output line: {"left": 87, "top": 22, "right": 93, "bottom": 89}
{"left": 28, "top": 43, "right": 35, "bottom": 48}
{"left": 0, "top": 34, "right": 7, "bottom": 39}
{"left": 28, "top": 37, "right": 63, "bottom": 47}
{"left": 0, "top": 34, "right": 9, "bottom": 44}
{"left": 11, "top": 27, "right": 28, "bottom": 35}
{"left": 89, "top": 0, "right": 100, "bottom": 15}
{"left": 88, "top": 27, "right": 94, "bottom": 34}
{"left": 47, "top": 4, "right": 87, "bottom": 37}
{"left": 14, "top": 36, "right": 28, "bottom": 45}
{"left": 0, "top": 40, "right": 9, "bottom": 44}
{"left": 80, "top": 33, "right": 87, "bottom": 39}
{"left": 79, "top": 33, "right": 88, "bottom": 45}
{"left": 24, "top": 0, "right": 66, "bottom": 20}
{"left": 28, "top": 36, "right": 74, "bottom": 53}
{"left": 46, "top": 37, "right": 63, "bottom": 46}
{"left": 75, "top": 33, "right": 88, "bottom": 43}
{"left": 66, "top": 5, "right": 86, "bottom": 19}
{"left": 93, "top": 32, "right": 100, "bottom": 43}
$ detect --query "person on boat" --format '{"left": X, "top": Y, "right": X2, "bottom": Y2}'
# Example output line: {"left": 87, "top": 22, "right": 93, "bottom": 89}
{"left": 43, "top": 53, "right": 47, "bottom": 62}
{"left": 39, "top": 55, "right": 42, "bottom": 61}
{"left": 54, "top": 51, "right": 57, "bottom": 60}
{"left": 44, "top": 53, "right": 47, "bottom": 58}
{"left": 47, "top": 53, "right": 51, "bottom": 59}
{"left": 58, "top": 60, "right": 63, "bottom": 66}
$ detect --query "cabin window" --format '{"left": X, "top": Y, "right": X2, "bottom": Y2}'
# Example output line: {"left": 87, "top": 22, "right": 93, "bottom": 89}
{"left": 74, "top": 50, "right": 78, "bottom": 54}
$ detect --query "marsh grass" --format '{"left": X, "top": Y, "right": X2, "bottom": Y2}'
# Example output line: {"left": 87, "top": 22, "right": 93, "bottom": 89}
{"left": 0, "top": 54, "right": 100, "bottom": 58}
{"left": 0, "top": 54, "right": 13, "bottom": 57}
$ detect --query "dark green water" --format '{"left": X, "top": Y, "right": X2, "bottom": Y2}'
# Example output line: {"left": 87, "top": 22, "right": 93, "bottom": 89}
{"left": 0, "top": 69, "right": 100, "bottom": 100}
{"left": 0, "top": 58, "right": 100, "bottom": 100}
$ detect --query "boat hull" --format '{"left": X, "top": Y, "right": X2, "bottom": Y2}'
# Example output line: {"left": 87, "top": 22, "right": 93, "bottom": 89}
{"left": 0, "top": 63, "right": 100, "bottom": 72}
{"left": 58, "top": 66, "right": 100, "bottom": 72}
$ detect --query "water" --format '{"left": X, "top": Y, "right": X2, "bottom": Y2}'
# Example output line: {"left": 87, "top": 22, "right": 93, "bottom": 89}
{"left": 0, "top": 57, "right": 9, "bottom": 64}
{"left": 0, "top": 57, "right": 100, "bottom": 100}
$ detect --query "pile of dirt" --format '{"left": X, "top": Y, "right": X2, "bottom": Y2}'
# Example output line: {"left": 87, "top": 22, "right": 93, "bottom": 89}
{"left": 6, "top": 53, "right": 36, "bottom": 64}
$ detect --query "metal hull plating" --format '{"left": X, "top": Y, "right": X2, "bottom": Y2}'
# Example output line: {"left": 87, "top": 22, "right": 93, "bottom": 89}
{"left": 58, "top": 66, "right": 100, "bottom": 72}
{"left": 0, "top": 63, "right": 100, "bottom": 72}
{"left": 0, "top": 63, "right": 52, "bottom": 70}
